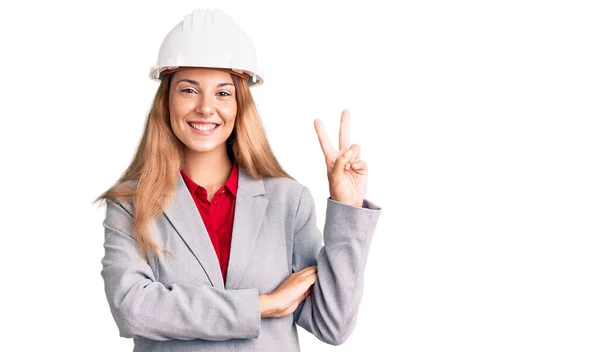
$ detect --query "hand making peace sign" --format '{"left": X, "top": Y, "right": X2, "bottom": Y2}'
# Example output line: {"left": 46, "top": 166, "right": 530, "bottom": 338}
{"left": 314, "top": 109, "right": 367, "bottom": 208}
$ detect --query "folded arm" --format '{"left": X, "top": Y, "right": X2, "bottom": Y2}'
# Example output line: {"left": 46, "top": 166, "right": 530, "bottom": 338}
{"left": 100, "top": 199, "right": 261, "bottom": 341}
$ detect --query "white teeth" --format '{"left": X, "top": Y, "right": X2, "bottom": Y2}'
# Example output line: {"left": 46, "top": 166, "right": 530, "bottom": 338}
{"left": 190, "top": 123, "right": 217, "bottom": 131}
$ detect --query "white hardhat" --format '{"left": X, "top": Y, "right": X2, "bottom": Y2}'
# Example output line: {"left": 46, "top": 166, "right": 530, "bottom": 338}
{"left": 149, "top": 8, "right": 263, "bottom": 87}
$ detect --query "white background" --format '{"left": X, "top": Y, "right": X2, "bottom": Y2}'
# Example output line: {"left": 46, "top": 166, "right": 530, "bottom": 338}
{"left": 1, "top": 0, "right": 599, "bottom": 351}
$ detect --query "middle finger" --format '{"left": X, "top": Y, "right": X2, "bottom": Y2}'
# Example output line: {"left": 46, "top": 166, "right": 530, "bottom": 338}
{"left": 339, "top": 110, "right": 350, "bottom": 152}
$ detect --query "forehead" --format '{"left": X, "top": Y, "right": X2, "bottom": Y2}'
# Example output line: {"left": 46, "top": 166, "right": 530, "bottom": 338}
{"left": 172, "top": 67, "right": 234, "bottom": 83}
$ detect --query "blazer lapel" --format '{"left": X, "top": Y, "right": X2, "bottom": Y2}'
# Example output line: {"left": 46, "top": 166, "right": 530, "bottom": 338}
{"left": 225, "top": 166, "right": 268, "bottom": 289}
{"left": 163, "top": 173, "right": 225, "bottom": 289}
{"left": 162, "top": 166, "right": 269, "bottom": 290}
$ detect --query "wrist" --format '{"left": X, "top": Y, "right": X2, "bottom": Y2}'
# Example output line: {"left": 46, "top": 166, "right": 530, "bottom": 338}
{"left": 329, "top": 196, "right": 364, "bottom": 208}
{"left": 259, "top": 293, "right": 275, "bottom": 317}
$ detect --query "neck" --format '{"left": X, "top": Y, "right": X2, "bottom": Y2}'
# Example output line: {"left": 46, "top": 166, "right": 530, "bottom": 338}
{"left": 181, "top": 145, "right": 233, "bottom": 198}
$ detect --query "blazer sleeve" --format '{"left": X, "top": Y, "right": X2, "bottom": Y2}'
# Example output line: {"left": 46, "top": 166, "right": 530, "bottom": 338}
{"left": 100, "top": 198, "right": 261, "bottom": 341}
{"left": 291, "top": 186, "right": 382, "bottom": 345}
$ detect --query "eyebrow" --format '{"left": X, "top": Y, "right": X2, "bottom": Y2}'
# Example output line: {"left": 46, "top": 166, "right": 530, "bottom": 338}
{"left": 177, "top": 79, "right": 234, "bottom": 87}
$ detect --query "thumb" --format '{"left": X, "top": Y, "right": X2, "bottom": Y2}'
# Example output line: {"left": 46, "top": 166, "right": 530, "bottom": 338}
{"left": 333, "top": 149, "right": 353, "bottom": 176}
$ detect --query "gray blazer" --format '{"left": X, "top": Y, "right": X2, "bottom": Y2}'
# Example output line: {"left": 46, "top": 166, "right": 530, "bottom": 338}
{"left": 101, "top": 166, "right": 382, "bottom": 351}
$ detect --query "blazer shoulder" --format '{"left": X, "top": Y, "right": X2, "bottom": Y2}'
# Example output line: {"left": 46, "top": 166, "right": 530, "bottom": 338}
{"left": 263, "top": 175, "right": 306, "bottom": 203}
{"left": 104, "top": 180, "right": 137, "bottom": 216}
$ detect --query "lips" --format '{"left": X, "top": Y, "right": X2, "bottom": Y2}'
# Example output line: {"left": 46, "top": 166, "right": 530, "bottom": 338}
{"left": 187, "top": 121, "right": 220, "bottom": 125}
{"left": 187, "top": 121, "right": 221, "bottom": 136}
{"left": 188, "top": 122, "right": 220, "bottom": 130}
{"left": 191, "top": 124, "right": 216, "bottom": 131}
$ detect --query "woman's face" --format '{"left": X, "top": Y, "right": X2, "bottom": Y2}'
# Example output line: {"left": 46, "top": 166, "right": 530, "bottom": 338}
{"left": 169, "top": 67, "right": 237, "bottom": 156}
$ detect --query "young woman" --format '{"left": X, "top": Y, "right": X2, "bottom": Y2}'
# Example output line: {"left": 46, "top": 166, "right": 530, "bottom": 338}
{"left": 95, "top": 8, "right": 382, "bottom": 352}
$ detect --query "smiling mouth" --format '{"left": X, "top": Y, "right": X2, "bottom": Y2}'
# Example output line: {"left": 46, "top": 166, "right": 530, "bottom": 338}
{"left": 188, "top": 122, "right": 220, "bottom": 131}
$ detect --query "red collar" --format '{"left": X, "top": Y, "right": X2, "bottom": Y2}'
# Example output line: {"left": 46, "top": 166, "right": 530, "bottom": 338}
{"left": 180, "top": 162, "right": 239, "bottom": 197}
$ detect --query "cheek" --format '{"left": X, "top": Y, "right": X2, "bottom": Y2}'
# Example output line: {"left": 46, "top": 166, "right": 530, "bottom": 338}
{"left": 169, "top": 95, "right": 195, "bottom": 119}
{"left": 217, "top": 101, "right": 237, "bottom": 123}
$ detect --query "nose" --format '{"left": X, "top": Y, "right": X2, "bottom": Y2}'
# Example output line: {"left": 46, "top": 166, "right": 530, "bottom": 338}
{"left": 195, "top": 93, "right": 215, "bottom": 117}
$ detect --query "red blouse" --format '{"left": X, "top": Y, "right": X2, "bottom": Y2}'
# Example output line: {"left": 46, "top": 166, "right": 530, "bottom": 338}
{"left": 180, "top": 162, "right": 239, "bottom": 283}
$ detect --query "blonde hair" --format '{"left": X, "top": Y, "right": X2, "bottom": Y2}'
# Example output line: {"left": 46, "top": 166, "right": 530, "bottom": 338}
{"left": 93, "top": 71, "right": 292, "bottom": 261}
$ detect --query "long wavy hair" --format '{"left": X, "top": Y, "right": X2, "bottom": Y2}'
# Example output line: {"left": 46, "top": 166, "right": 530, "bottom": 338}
{"left": 93, "top": 69, "right": 292, "bottom": 261}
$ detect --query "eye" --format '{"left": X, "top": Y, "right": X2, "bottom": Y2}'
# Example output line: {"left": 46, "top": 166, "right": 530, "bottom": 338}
{"left": 217, "top": 91, "right": 232, "bottom": 97}
{"left": 180, "top": 88, "right": 197, "bottom": 94}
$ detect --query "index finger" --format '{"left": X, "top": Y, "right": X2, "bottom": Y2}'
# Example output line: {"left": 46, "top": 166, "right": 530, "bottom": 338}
{"left": 295, "top": 265, "right": 317, "bottom": 275}
{"left": 314, "top": 119, "right": 334, "bottom": 156}
{"left": 299, "top": 267, "right": 318, "bottom": 277}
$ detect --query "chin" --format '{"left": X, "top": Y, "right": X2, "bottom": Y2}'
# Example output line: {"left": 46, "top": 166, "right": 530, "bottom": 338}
{"left": 186, "top": 142, "right": 224, "bottom": 154}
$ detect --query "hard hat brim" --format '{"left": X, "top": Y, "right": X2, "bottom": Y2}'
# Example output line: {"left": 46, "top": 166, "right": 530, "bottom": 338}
{"left": 150, "top": 65, "right": 263, "bottom": 87}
